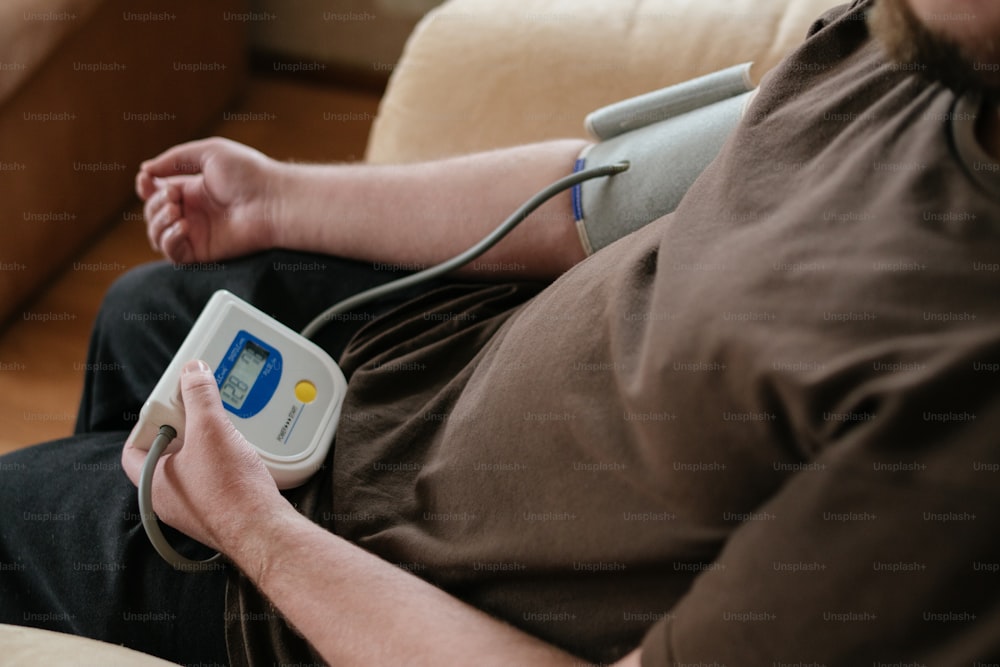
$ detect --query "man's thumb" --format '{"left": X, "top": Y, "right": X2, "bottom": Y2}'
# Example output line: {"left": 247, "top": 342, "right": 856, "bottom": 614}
{"left": 179, "top": 359, "right": 225, "bottom": 419}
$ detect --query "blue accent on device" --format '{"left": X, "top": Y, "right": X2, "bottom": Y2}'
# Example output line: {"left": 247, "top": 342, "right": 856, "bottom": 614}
{"left": 570, "top": 158, "right": 586, "bottom": 221}
{"left": 214, "top": 329, "right": 283, "bottom": 419}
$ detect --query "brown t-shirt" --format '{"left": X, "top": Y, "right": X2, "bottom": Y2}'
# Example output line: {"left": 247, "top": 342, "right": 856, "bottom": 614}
{"left": 227, "top": 1, "right": 1000, "bottom": 664}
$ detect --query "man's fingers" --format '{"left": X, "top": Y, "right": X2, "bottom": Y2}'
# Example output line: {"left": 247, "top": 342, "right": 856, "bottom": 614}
{"left": 146, "top": 199, "right": 179, "bottom": 253}
{"left": 160, "top": 221, "right": 195, "bottom": 264}
{"left": 120, "top": 440, "right": 146, "bottom": 486}
{"left": 136, "top": 171, "right": 155, "bottom": 200}
{"left": 139, "top": 139, "right": 218, "bottom": 179}
{"left": 144, "top": 176, "right": 199, "bottom": 256}
{"left": 143, "top": 180, "right": 179, "bottom": 222}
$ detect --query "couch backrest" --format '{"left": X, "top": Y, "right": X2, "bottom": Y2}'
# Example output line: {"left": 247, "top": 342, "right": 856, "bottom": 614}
{"left": 366, "top": 0, "right": 847, "bottom": 164}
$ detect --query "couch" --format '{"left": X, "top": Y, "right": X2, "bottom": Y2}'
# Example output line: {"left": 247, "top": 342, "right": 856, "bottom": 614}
{"left": 1, "top": 0, "right": 844, "bottom": 659}
{"left": 0, "top": 0, "right": 246, "bottom": 453}
{"left": 0, "top": 0, "right": 384, "bottom": 454}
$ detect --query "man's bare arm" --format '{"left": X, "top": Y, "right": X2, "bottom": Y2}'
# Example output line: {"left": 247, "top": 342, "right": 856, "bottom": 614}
{"left": 274, "top": 140, "right": 592, "bottom": 280}
{"left": 137, "top": 138, "right": 591, "bottom": 281}
{"left": 234, "top": 504, "right": 642, "bottom": 667}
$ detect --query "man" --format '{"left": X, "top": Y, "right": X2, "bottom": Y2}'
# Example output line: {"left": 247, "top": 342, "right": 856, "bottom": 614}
{"left": 3, "top": 0, "right": 1000, "bottom": 664}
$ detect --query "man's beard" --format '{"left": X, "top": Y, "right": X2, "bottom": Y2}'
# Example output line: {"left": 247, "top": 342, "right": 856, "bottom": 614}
{"left": 868, "top": 0, "right": 1000, "bottom": 97}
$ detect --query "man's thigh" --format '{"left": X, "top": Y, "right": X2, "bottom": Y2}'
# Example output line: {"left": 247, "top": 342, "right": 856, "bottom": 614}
{"left": 0, "top": 432, "right": 229, "bottom": 665}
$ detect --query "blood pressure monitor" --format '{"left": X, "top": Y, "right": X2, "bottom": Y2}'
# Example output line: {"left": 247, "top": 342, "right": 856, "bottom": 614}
{"left": 127, "top": 290, "right": 347, "bottom": 489}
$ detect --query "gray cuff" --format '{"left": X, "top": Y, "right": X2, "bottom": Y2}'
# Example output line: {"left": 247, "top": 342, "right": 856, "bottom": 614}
{"left": 575, "top": 89, "right": 755, "bottom": 254}
{"left": 585, "top": 62, "right": 753, "bottom": 141}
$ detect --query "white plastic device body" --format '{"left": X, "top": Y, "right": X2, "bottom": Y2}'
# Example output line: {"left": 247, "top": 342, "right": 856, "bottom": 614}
{"left": 126, "top": 289, "right": 347, "bottom": 489}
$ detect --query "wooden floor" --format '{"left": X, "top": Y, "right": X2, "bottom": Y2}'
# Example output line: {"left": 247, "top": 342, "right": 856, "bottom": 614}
{"left": 0, "top": 77, "right": 380, "bottom": 456}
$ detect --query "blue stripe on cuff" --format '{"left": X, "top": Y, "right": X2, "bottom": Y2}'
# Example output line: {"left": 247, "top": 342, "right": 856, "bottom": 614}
{"left": 571, "top": 158, "right": 586, "bottom": 221}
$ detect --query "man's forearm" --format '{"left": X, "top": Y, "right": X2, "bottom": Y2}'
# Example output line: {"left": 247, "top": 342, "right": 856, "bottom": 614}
{"left": 273, "top": 139, "right": 591, "bottom": 280}
{"left": 229, "top": 506, "right": 622, "bottom": 666}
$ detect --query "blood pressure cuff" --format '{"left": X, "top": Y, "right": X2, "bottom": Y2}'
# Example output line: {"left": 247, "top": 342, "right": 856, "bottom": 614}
{"left": 572, "top": 63, "right": 756, "bottom": 254}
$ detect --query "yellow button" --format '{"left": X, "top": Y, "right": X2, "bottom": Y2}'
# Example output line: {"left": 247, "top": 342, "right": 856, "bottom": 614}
{"left": 294, "top": 380, "right": 317, "bottom": 403}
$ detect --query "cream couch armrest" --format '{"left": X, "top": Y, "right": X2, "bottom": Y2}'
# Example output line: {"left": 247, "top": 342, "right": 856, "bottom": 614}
{"left": 1, "top": 624, "right": 180, "bottom": 666}
{"left": 366, "top": 0, "right": 845, "bottom": 165}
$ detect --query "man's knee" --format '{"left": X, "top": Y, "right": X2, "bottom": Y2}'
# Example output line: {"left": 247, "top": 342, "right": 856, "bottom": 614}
{"left": 99, "top": 261, "right": 188, "bottom": 321}
{"left": 88, "top": 262, "right": 208, "bottom": 380}
{"left": 94, "top": 261, "right": 230, "bottom": 346}
{"left": 98, "top": 251, "right": 295, "bottom": 324}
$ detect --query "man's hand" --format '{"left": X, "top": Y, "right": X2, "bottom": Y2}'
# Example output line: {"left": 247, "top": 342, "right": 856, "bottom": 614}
{"left": 120, "top": 359, "right": 288, "bottom": 552}
{"left": 136, "top": 137, "right": 284, "bottom": 265}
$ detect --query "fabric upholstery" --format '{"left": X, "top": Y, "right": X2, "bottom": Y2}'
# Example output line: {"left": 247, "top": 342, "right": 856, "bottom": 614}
{"left": 0, "top": 623, "right": 180, "bottom": 666}
{"left": 366, "top": 0, "right": 847, "bottom": 163}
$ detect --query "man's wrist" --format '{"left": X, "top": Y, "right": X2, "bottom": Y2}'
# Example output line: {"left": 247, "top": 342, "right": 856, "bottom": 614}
{"left": 263, "top": 160, "right": 295, "bottom": 250}
{"left": 223, "top": 500, "right": 312, "bottom": 587}
{"left": 267, "top": 161, "right": 348, "bottom": 254}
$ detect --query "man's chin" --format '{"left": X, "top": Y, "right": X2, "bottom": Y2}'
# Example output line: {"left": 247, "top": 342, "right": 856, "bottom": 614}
{"left": 868, "top": 0, "right": 1000, "bottom": 96}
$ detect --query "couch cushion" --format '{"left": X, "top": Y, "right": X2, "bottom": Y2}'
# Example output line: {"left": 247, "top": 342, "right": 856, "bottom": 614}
{"left": 366, "top": 0, "right": 846, "bottom": 163}
{"left": 0, "top": 624, "right": 180, "bottom": 666}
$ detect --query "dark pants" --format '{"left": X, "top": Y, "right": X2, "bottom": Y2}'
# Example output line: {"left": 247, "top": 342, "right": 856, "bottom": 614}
{"left": 0, "top": 250, "right": 437, "bottom": 665}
